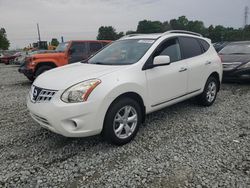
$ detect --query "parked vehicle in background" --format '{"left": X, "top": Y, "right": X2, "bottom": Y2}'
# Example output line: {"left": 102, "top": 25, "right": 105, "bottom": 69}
{"left": 0, "top": 52, "right": 21, "bottom": 65}
{"left": 219, "top": 41, "right": 250, "bottom": 81}
{"left": 13, "top": 51, "right": 28, "bottom": 65}
{"left": 27, "top": 30, "right": 222, "bottom": 145}
{"left": 19, "top": 40, "right": 111, "bottom": 81}
{"left": 0, "top": 53, "right": 4, "bottom": 63}
{"left": 213, "top": 41, "right": 229, "bottom": 52}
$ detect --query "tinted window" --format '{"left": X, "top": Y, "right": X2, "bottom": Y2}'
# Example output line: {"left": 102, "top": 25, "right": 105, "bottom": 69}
{"left": 155, "top": 38, "right": 181, "bottom": 62}
{"left": 90, "top": 42, "right": 102, "bottom": 53}
{"left": 179, "top": 37, "right": 202, "bottom": 59}
{"left": 70, "top": 42, "right": 86, "bottom": 55}
{"left": 198, "top": 39, "right": 210, "bottom": 52}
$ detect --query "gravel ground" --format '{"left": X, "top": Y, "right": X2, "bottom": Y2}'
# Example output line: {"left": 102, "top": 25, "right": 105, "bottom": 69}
{"left": 0, "top": 64, "right": 250, "bottom": 188}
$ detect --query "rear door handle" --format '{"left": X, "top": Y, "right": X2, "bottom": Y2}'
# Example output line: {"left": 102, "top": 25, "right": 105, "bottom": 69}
{"left": 205, "top": 61, "right": 212, "bottom": 65}
{"left": 179, "top": 67, "right": 187, "bottom": 72}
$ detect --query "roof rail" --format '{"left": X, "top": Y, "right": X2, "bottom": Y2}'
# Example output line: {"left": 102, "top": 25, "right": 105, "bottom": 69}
{"left": 162, "top": 30, "right": 202, "bottom": 37}
{"left": 120, "top": 33, "right": 148, "bottom": 39}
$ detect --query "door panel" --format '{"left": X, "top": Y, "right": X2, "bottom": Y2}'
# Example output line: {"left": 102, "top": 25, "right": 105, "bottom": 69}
{"left": 146, "top": 61, "right": 188, "bottom": 106}
{"left": 178, "top": 37, "right": 205, "bottom": 92}
{"left": 145, "top": 38, "right": 188, "bottom": 107}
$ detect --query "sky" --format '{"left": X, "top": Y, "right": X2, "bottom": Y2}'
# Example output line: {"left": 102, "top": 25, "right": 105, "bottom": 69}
{"left": 0, "top": 0, "right": 249, "bottom": 49}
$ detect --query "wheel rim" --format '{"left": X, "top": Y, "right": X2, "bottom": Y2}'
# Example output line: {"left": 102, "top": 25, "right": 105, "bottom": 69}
{"left": 113, "top": 105, "right": 138, "bottom": 139}
{"left": 206, "top": 81, "right": 217, "bottom": 103}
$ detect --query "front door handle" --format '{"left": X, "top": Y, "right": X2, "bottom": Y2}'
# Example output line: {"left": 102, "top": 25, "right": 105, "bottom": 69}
{"left": 179, "top": 67, "right": 187, "bottom": 72}
{"left": 205, "top": 61, "right": 212, "bottom": 65}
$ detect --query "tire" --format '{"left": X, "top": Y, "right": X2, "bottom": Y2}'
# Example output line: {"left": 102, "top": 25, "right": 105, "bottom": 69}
{"left": 35, "top": 65, "right": 53, "bottom": 78}
{"left": 197, "top": 76, "right": 218, "bottom": 106}
{"left": 26, "top": 75, "right": 35, "bottom": 82}
{"left": 103, "top": 97, "right": 142, "bottom": 145}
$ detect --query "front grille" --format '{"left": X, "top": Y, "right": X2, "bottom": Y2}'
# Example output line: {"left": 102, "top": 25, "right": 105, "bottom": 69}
{"left": 31, "top": 113, "right": 51, "bottom": 126}
{"left": 31, "top": 85, "right": 57, "bottom": 103}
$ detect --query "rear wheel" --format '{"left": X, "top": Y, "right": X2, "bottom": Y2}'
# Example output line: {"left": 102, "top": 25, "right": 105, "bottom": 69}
{"left": 197, "top": 76, "right": 218, "bottom": 106}
{"left": 103, "top": 98, "right": 142, "bottom": 145}
{"left": 35, "top": 65, "right": 53, "bottom": 78}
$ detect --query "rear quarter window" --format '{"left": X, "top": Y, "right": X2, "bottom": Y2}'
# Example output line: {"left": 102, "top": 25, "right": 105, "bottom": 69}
{"left": 179, "top": 37, "right": 203, "bottom": 59}
{"left": 198, "top": 39, "right": 210, "bottom": 52}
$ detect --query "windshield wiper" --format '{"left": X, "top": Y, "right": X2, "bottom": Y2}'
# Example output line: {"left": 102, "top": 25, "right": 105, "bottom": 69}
{"left": 90, "top": 62, "right": 106, "bottom": 65}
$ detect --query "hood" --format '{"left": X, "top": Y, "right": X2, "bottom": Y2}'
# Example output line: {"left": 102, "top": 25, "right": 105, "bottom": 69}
{"left": 33, "top": 63, "right": 128, "bottom": 90}
{"left": 32, "top": 52, "right": 64, "bottom": 59}
{"left": 220, "top": 54, "right": 250, "bottom": 63}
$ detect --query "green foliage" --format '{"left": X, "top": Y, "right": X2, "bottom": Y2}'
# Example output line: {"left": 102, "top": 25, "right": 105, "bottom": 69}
{"left": 0, "top": 28, "right": 10, "bottom": 50}
{"left": 137, "top": 20, "right": 164, "bottom": 33}
{"left": 51, "top": 38, "right": 59, "bottom": 46}
{"left": 97, "top": 16, "right": 250, "bottom": 43}
{"left": 97, "top": 26, "right": 124, "bottom": 40}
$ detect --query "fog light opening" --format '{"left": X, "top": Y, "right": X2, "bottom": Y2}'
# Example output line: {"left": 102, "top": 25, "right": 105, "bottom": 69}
{"left": 72, "top": 120, "right": 78, "bottom": 128}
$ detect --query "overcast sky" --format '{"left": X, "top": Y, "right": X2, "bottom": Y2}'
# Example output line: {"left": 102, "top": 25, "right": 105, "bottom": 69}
{"left": 0, "top": 0, "right": 249, "bottom": 49}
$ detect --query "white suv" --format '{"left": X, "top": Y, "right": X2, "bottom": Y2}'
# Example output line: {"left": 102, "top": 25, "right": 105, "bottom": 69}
{"left": 27, "top": 30, "right": 222, "bottom": 145}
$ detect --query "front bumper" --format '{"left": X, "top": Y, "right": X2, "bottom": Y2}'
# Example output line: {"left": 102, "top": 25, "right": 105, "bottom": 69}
{"left": 18, "top": 66, "right": 34, "bottom": 78}
{"left": 27, "top": 91, "right": 105, "bottom": 137}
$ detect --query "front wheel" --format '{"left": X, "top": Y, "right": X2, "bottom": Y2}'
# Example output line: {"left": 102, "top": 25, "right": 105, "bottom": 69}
{"left": 197, "top": 76, "right": 218, "bottom": 106}
{"left": 103, "top": 98, "right": 142, "bottom": 145}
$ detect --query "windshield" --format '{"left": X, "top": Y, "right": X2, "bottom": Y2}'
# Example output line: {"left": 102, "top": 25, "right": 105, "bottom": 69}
{"left": 219, "top": 43, "right": 250, "bottom": 55}
{"left": 55, "top": 42, "right": 69, "bottom": 52}
{"left": 88, "top": 39, "right": 155, "bottom": 65}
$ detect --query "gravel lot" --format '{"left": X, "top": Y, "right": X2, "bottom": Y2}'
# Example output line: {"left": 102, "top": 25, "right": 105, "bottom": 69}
{"left": 0, "top": 64, "right": 250, "bottom": 188}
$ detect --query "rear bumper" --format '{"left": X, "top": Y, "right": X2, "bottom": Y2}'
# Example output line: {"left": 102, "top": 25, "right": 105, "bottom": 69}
{"left": 223, "top": 68, "right": 250, "bottom": 80}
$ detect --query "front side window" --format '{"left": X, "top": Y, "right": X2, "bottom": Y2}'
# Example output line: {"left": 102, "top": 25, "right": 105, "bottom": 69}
{"left": 88, "top": 39, "right": 155, "bottom": 65}
{"left": 154, "top": 38, "right": 181, "bottom": 62}
{"left": 179, "top": 37, "right": 202, "bottom": 59}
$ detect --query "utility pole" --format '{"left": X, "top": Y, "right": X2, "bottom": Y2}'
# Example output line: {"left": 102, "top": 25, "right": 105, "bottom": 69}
{"left": 37, "top": 23, "right": 41, "bottom": 42}
{"left": 244, "top": 6, "right": 249, "bottom": 28}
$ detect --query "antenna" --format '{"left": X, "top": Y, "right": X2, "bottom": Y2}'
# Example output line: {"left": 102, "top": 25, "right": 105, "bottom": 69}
{"left": 244, "top": 6, "right": 249, "bottom": 28}
{"left": 37, "top": 23, "right": 41, "bottom": 42}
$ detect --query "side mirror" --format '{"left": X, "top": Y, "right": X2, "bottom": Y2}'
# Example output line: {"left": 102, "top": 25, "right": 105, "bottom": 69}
{"left": 153, "top": 55, "right": 171, "bottom": 66}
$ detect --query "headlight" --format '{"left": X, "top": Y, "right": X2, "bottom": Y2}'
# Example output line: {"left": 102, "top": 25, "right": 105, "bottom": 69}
{"left": 61, "top": 79, "right": 101, "bottom": 103}
{"left": 242, "top": 62, "right": 250, "bottom": 68}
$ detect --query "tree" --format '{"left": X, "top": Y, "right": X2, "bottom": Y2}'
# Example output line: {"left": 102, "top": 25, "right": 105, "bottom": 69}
{"left": 136, "top": 20, "right": 164, "bottom": 33}
{"left": 0, "top": 28, "right": 10, "bottom": 50}
{"left": 51, "top": 38, "right": 59, "bottom": 46}
{"left": 97, "top": 26, "right": 124, "bottom": 40}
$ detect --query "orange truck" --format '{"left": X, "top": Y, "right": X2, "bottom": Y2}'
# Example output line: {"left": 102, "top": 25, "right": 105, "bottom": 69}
{"left": 18, "top": 40, "right": 111, "bottom": 81}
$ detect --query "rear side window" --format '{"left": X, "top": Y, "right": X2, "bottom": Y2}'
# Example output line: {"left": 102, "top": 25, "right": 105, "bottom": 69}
{"left": 198, "top": 39, "right": 210, "bottom": 52}
{"left": 90, "top": 42, "right": 102, "bottom": 53}
{"left": 179, "top": 37, "right": 203, "bottom": 59}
